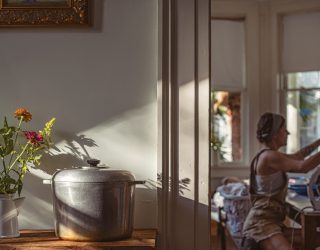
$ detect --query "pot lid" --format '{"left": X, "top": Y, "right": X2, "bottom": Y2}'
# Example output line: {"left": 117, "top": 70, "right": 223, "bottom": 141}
{"left": 52, "top": 159, "right": 135, "bottom": 183}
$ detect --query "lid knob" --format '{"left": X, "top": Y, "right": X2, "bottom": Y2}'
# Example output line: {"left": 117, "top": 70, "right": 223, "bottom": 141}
{"left": 87, "top": 159, "right": 100, "bottom": 167}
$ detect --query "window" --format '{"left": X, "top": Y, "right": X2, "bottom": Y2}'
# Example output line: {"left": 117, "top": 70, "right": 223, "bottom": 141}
{"left": 282, "top": 71, "right": 320, "bottom": 153}
{"left": 281, "top": 12, "right": 320, "bottom": 153}
{"left": 211, "top": 91, "right": 242, "bottom": 162}
{"left": 211, "top": 19, "right": 245, "bottom": 164}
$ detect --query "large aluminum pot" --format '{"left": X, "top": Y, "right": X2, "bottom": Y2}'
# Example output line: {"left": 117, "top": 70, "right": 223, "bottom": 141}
{"left": 50, "top": 159, "right": 144, "bottom": 241}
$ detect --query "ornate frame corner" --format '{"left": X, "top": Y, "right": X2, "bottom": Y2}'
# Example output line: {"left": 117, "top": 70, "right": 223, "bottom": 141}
{"left": 0, "top": 0, "right": 89, "bottom": 27}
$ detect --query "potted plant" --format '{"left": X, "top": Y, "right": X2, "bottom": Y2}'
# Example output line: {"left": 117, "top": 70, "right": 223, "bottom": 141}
{"left": 0, "top": 108, "right": 55, "bottom": 238}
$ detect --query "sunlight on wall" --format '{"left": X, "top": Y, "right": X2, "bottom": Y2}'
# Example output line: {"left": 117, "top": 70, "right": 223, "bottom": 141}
{"left": 47, "top": 103, "right": 157, "bottom": 181}
{"left": 199, "top": 78, "right": 210, "bottom": 206}
{"left": 178, "top": 78, "right": 209, "bottom": 206}
{"left": 179, "top": 80, "right": 195, "bottom": 201}
{"left": 20, "top": 184, "right": 54, "bottom": 229}
{"left": 0, "top": 0, "right": 158, "bottom": 230}
{"left": 19, "top": 103, "right": 157, "bottom": 229}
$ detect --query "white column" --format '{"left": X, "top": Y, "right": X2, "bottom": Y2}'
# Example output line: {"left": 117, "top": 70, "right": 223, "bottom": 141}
{"left": 157, "top": 0, "right": 210, "bottom": 249}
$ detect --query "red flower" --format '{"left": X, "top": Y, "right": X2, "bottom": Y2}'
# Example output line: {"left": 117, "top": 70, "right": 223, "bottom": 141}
{"left": 23, "top": 131, "right": 43, "bottom": 145}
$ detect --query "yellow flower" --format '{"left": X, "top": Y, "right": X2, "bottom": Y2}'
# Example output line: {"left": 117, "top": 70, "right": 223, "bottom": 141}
{"left": 39, "top": 118, "right": 56, "bottom": 138}
{"left": 14, "top": 108, "right": 32, "bottom": 122}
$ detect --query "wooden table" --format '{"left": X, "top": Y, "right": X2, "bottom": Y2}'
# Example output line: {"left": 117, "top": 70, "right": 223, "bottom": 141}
{"left": 0, "top": 229, "right": 156, "bottom": 250}
{"left": 285, "top": 193, "right": 320, "bottom": 250}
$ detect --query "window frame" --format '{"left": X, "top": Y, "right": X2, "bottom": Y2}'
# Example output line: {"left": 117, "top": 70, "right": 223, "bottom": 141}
{"left": 211, "top": 1, "right": 260, "bottom": 174}
{"left": 279, "top": 73, "right": 320, "bottom": 153}
{"left": 211, "top": 86, "right": 246, "bottom": 166}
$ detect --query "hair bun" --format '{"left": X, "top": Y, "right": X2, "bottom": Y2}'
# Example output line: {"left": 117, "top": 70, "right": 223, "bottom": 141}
{"left": 257, "top": 131, "right": 269, "bottom": 141}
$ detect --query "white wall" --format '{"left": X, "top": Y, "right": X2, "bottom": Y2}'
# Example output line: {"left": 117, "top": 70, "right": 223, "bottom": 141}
{"left": 0, "top": 0, "right": 158, "bottom": 229}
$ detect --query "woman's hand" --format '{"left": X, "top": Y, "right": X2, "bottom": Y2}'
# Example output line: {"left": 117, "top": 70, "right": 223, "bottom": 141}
{"left": 290, "top": 138, "right": 320, "bottom": 159}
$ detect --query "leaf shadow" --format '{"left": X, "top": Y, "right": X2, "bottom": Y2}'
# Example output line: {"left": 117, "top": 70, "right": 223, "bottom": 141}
{"left": 144, "top": 173, "right": 191, "bottom": 195}
{"left": 38, "top": 133, "right": 99, "bottom": 175}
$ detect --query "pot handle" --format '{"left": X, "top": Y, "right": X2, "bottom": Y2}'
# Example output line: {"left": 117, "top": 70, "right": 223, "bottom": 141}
{"left": 43, "top": 179, "right": 52, "bottom": 185}
{"left": 129, "top": 180, "right": 146, "bottom": 185}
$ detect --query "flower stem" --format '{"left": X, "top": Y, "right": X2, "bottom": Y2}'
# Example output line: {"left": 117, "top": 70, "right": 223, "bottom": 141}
{"left": 8, "top": 117, "right": 23, "bottom": 166}
{"left": 8, "top": 142, "right": 30, "bottom": 172}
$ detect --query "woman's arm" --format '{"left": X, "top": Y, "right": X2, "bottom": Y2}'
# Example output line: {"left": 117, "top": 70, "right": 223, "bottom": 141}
{"left": 285, "top": 139, "right": 320, "bottom": 160}
{"left": 268, "top": 150, "right": 320, "bottom": 173}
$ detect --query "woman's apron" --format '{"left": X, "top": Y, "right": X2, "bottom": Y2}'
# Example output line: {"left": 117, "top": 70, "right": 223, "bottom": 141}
{"left": 242, "top": 149, "right": 288, "bottom": 243}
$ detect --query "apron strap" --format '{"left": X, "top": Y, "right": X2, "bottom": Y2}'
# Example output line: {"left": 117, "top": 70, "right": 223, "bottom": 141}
{"left": 249, "top": 148, "right": 272, "bottom": 195}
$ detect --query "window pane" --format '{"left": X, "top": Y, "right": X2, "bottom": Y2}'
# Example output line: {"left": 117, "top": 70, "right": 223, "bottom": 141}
{"left": 211, "top": 91, "right": 242, "bottom": 162}
{"left": 282, "top": 12, "right": 320, "bottom": 73}
{"left": 286, "top": 72, "right": 320, "bottom": 153}
{"left": 287, "top": 71, "right": 320, "bottom": 89}
{"left": 211, "top": 19, "right": 245, "bottom": 90}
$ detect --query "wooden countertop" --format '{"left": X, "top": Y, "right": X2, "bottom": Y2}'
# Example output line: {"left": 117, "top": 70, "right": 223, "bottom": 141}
{"left": 0, "top": 229, "right": 156, "bottom": 250}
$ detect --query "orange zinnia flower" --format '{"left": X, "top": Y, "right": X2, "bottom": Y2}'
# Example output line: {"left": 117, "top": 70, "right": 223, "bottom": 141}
{"left": 14, "top": 108, "right": 32, "bottom": 122}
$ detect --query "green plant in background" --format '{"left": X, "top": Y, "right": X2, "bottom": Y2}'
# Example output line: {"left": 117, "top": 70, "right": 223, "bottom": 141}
{"left": 299, "top": 91, "right": 316, "bottom": 123}
{"left": 211, "top": 91, "right": 228, "bottom": 160}
{"left": 0, "top": 108, "right": 55, "bottom": 196}
{"left": 210, "top": 133, "right": 226, "bottom": 160}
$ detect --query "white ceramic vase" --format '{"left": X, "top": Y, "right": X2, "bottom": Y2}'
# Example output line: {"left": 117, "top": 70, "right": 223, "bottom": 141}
{"left": 0, "top": 194, "right": 25, "bottom": 238}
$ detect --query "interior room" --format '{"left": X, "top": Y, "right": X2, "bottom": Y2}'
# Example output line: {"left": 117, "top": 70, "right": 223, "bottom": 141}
{"left": 0, "top": 0, "right": 320, "bottom": 250}
{"left": 210, "top": 0, "right": 320, "bottom": 249}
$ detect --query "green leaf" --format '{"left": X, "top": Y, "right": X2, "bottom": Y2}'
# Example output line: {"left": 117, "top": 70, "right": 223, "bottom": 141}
{"left": 0, "top": 114, "right": 55, "bottom": 195}
{"left": 0, "top": 128, "right": 7, "bottom": 135}
{"left": 21, "top": 163, "right": 28, "bottom": 174}
{"left": 8, "top": 176, "right": 16, "bottom": 184}
{"left": 3, "top": 139, "right": 14, "bottom": 156}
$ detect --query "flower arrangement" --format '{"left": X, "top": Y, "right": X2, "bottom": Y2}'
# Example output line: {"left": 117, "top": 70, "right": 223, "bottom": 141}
{"left": 0, "top": 108, "right": 55, "bottom": 196}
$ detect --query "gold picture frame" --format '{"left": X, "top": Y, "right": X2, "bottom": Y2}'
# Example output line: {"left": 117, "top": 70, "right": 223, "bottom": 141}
{"left": 0, "top": 0, "right": 89, "bottom": 27}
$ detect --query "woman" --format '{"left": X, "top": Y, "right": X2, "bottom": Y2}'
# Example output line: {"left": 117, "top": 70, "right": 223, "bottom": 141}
{"left": 242, "top": 112, "right": 320, "bottom": 250}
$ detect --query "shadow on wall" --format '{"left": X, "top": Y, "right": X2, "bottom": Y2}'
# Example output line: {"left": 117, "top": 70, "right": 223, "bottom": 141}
{"left": 41, "top": 133, "right": 99, "bottom": 174}
{"left": 20, "top": 133, "right": 98, "bottom": 229}
{"left": 20, "top": 133, "right": 158, "bottom": 229}
{"left": 145, "top": 173, "right": 191, "bottom": 195}
{"left": 136, "top": 174, "right": 192, "bottom": 228}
